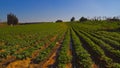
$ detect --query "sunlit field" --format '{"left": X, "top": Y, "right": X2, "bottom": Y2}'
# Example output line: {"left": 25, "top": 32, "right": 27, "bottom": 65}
{"left": 0, "top": 21, "right": 120, "bottom": 68}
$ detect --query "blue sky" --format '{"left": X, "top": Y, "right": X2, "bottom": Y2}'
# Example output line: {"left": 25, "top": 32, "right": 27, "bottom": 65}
{"left": 0, "top": 0, "right": 120, "bottom": 22}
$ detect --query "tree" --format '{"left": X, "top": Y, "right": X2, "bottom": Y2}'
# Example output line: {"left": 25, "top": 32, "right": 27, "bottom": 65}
{"left": 106, "top": 16, "right": 120, "bottom": 22}
{"left": 79, "top": 17, "right": 88, "bottom": 22}
{"left": 56, "top": 20, "right": 63, "bottom": 23}
{"left": 7, "top": 13, "right": 18, "bottom": 25}
{"left": 71, "top": 17, "right": 75, "bottom": 22}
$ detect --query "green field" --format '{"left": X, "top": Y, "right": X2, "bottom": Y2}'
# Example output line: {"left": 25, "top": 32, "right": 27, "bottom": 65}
{"left": 0, "top": 22, "right": 120, "bottom": 68}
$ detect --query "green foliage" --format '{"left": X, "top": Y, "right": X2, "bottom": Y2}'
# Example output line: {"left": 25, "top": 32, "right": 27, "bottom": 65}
{"left": 0, "top": 23, "right": 67, "bottom": 60}
{"left": 7, "top": 13, "right": 18, "bottom": 25}
{"left": 71, "top": 29, "right": 92, "bottom": 68}
{"left": 70, "top": 22, "right": 120, "bottom": 67}
{"left": 57, "top": 30, "right": 72, "bottom": 68}
{"left": 71, "top": 17, "right": 75, "bottom": 22}
{"left": 79, "top": 17, "right": 88, "bottom": 22}
{"left": 0, "top": 22, "right": 120, "bottom": 67}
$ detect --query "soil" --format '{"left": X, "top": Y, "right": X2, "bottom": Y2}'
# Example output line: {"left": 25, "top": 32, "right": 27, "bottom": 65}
{"left": 39, "top": 35, "right": 65, "bottom": 68}
{"left": 31, "top": 35, "right": 57, "bottom": 59}
{"left": 5, "top": 35, "right": 57, "bottom": 68}
{"left": 66, "top": 63, "right": 72, "bottom": 68}
{"left": 73, "top": 29, "right": 99, "bottom": 68}
{"left": 7, "top": 58, "right": 31, "bottom": 68}
{"left": 65, "top": 44, "right": 72, "bottom": 68}
{"left": 0, "top": 56, "right": 16, "bottom": 68}
{"left": 92, "top": 64, "right": 99, "bottom": 68}
{"left": 41, "top": 42, "right": 60, "bottom": 68}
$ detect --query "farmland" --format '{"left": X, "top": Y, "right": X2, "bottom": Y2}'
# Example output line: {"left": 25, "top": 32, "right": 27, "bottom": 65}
{"left": 0, "top": 21, "right": 120, "bottom": 68}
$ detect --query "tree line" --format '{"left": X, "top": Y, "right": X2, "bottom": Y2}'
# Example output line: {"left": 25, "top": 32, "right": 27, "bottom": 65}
{"left": 2, "top": 13, "right": 120, "bottom": 25}
{"left": 56, "top": 16, "right": 120, "bottom": 23}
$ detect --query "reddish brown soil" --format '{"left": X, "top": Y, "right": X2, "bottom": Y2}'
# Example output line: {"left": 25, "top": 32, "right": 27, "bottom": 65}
{"left": 7, "top": 58, "right": 31, "bottom": 68}
{"left": 41, "top": 42, "right": 60, "bottom": 68}
{"left": 38, "top": 34, "right": 65, "bottom": 68}
{"left": 92, "top": 64, "right": 99, "bottom": 68}
{"left": 65, "top": 44, "right": 72, "bottom": 68}
{"left": 0, "top": 49, "right": 5, "bottom": 52}
{"left": 0, "top": 56, "right": 16, "bottom": 68}
{"left": 66, "top": 63, "right": 72, "bottom": 68}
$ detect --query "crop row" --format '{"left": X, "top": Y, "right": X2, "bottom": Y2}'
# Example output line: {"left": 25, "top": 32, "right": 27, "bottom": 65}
{"left": 95, "top": 31, "right": 120, "bottom": 44}
{"left": 72, "top": 25, "right": 120, "bottom": 68}
{"left": 87, "top": 33, "right": 120, "bottom": 60}
{"left": 57, "top": 30, "right": 72, "bottom": 68}
{"left": 34, "top": 30, "right": 66, "bottom": 64}
{"left": 90, "top": 32, "right": 120, "bottom": 50}
{"left": 0, "top": 30, "right": 58, "bottom": 59}
{"left": 0, "top": 23, "right": 68, "bottom": 63}
{"left": 71, "top": 28, "right": 93, "bottom": 68}
{"left": 79, "top": 30, "right": 120, "bottom": 67}
{"left": 94, "top": 31, "right": 120, "bottom": 39}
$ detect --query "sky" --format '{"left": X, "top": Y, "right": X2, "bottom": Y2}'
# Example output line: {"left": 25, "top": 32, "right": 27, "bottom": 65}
{"left": 0, "top": 0, "right": 120, "bottom": 22}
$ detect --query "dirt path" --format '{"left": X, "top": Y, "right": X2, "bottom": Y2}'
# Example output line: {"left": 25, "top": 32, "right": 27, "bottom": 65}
{"left": 40, "top": 35, "right": 65, "bottom": 68}
{"left": 41, "top": 42, "right": 61, "bottom": 68}
{"left": 70, "top": 31, "right": 77, "bottom": 68}
{"left": 65, "top": 44, "right": 72, "bottom": 68}
{"left": 7, "top": 58, "right": 31, "bottom": 68}
{"left": 0, "top": 56, "right": 16, "bottom": 68}
{"left": 65, "top": 30, "right": 77, "bottom": 68}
